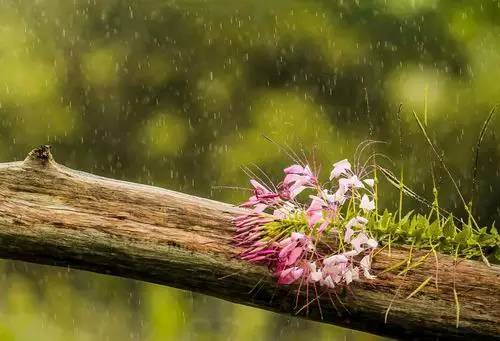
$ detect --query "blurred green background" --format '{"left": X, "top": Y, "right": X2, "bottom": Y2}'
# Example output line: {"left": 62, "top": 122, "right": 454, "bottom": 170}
{"left": 0, "top": 0, "right": 498, "bottom": 339}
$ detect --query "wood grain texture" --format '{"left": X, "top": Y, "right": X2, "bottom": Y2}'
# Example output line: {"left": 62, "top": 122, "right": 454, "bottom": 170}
{"left": 0, "top": 146, "right": 498, "bottom": 340}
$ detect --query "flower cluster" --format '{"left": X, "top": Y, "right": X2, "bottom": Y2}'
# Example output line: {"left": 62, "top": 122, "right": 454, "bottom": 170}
{"left": 234, "top": 159, "right": 378, "bottom": 292}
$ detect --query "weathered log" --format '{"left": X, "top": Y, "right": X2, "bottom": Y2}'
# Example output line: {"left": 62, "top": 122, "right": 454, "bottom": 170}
{"left": 0, "top": 146, "right": 498, "bottom": 339}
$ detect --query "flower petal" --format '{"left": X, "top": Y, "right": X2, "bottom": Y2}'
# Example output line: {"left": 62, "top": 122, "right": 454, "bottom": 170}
{"left": 310, "top": 270, "right": 323, "bottom": 282}
{"left": 284, "top": 164, "right": 305, "bottom": 174}
{"left": 318, "top": 220, "right": 329, "bottom": 232}
{"left": 364, "top": 178, "right": 375, "bottom": 187}
{"left": 366, "top": 238, "right": 378, "bottom": 249}
{"left": 323, "top": 254, "right": 348, "bottom": 265}
{"left": 359, "top": 194, "right": 375, "bottom": 211}
{"left": 344, "top": 226, "right": 355, "bottom": 243}
{"left": 360, "top": 255, "right": 376, "bottom": 280}
{"left": 329, "top": 159, "right": 351, "bottom": 180}
{"left": 286, "top": 247, "right": 303, "bottom": 265}
{"left": 278, "top": 241, "right": 297, "bottom": 258}
{"left": 351, "top": 232, "right": 369, "bottom": 252}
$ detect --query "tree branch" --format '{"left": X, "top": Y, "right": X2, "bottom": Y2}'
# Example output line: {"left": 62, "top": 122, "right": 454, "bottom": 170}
{"left": 0, "top": 146, "right": 498, "bottom": 339}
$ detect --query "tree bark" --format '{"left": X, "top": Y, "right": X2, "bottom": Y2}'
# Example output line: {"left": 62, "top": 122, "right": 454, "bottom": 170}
{"left": 0, "top": 146, "right": 498, "bottom": 340}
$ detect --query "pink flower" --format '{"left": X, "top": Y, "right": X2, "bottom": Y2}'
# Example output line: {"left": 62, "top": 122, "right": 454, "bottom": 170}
{"left": 289, "top": 185, "right": 307, "bottom": 199}
{"left": 284, "top": 164, "right": 306, "bottom": 174}
{"left": 241, "top": 179, "right": 280, "bottom": 211}
{"left": 329, "top": 159, "right": 351, "bottom": 180}
{"left": 279, "top": 232, "right": 307, "bottom": 247}
{"left": 291, "top": 232, "right": 308, "bottom": 243}
{"left": 318, "top": 220, "right": 330, "bottom": 233}
{"left": 287, "top": 247, "right": 303, "bottom": 266}
{"left": 306, "top": 196, "right": 326, "bottom": 227}
{"left": 277, "top": 266, "right": 304, "bottom": 285}
{"left": 235, "top": 156, "right": 381, "bottom": 292}
{"left": 276, "top": 232, "right": 313, "bottom": 272}
{"left": 279, "top": 240, "right": 298, "bottom": 258}
{"left": 241, "top": 249, "right": 276, "bottom": 262}
{"left": 344, "top": 271, "right": 353, "bottom": 284}
{"left": 323, "top": 254, "right": 348, "bottom": 266}
{"left": 234, "top": 212, "right": 279, "bottom": 264}
{"left": 312, "top": 191, "right": 339, "bottom": 232}
{"left": 310, "top": 271, "right": 323, "bottom": 282}
{"left": 253, "top": 203, "right": 267, "bottom": 212}
{"left": 284, "top": 164, "right": 315, "bottom": 179}
{"left": 282, "top": 164, "right": 317, "bottom": 199}
{"left": 234, "top": 214, "right": 273, "bottom": 238}
{"left": 322, "top": 261, "right": 347, "bottom": 285}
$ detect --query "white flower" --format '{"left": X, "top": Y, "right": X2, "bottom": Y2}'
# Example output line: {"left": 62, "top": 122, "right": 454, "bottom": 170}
{"left": 343, "top": 266, "right": 360, "bottom": 285}
{"left": 344, "top": 268, "right": 353, "bottom": 284}
{"left": 360, "top": 255, "right": 376, "bottom": 280}
{"left": 321, "top": 275, "right": 336, "bottom": 289}
{"left": 323, "top": 254, "right": 348, "bottom": 266}
{"left": 357, "top": 216, "right": 368, "bottom": 224}
{"left": 366, "top": 238, "right": 378, "bottom": 249}
{"left": 363, "top": 178, "right": 375, "bottom": 187}
{"left": 334, "top": 187, "right": 347, "bottom": 204}
{"left": 345, "top": 217, "right": 367, "bottom": 243}
{"left": 344, "top": 226, "right": 355, "bottom": 243}
{"left": 359, "top": 194, "right": 375, "bottom": 211}
{"left": 351, "top": 232, "right": 369, "bottom": 252}
{"left": 310, "top": 271, "right": 322, "bottom": 282}
{"left": 344, "top": 266, "right": 361, "bottom": 284}
{"left": 346, "top": 216, "right": 368, "bottom": 229}
{"left": 343, "top": 249, "right": 359, "bottom": 257}
{"left": 321, "top": 189, "right": 336, "bottom": 205}
{"left": 339, "top": 175, "right": 364, "bottom": 189}
{"left": 329, "top": 159, "right": 351, "bottom": 180}
{"left": 309, "top": 262, "right": 323, "bottom": 282}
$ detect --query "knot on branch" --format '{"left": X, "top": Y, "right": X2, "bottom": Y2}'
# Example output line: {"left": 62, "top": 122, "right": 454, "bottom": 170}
{"left": 24, "top": 145, "right": 56, "bottom": 168}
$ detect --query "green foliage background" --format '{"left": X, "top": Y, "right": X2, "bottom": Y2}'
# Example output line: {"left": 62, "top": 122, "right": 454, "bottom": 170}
{"left": 0, "top": 0, "right": 498, "bottom": 339}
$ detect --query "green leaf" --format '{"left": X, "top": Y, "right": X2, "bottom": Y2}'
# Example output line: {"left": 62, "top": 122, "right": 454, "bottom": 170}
{"left": 491, "top": 224, "right": 498, "bottom": 236}
{"left": 411, "top": 214, "right": 427, "bottom": 239}
{"left": 455, "top": 225, "right": 472, "bottom": 245}
{"left": 428, "top": 220, "right": 441, "bottom": 239}
{"left": 400, "top": 210, "right": 414, "bottom": 225}
{"left": 379, "top": 209, "right": 392, "bottom": 231}
{"left": 494, "top": 247, "right": 500, "bottom": 262}
{"left": 443, "top": 216, "right": 456, "bottom": 239}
